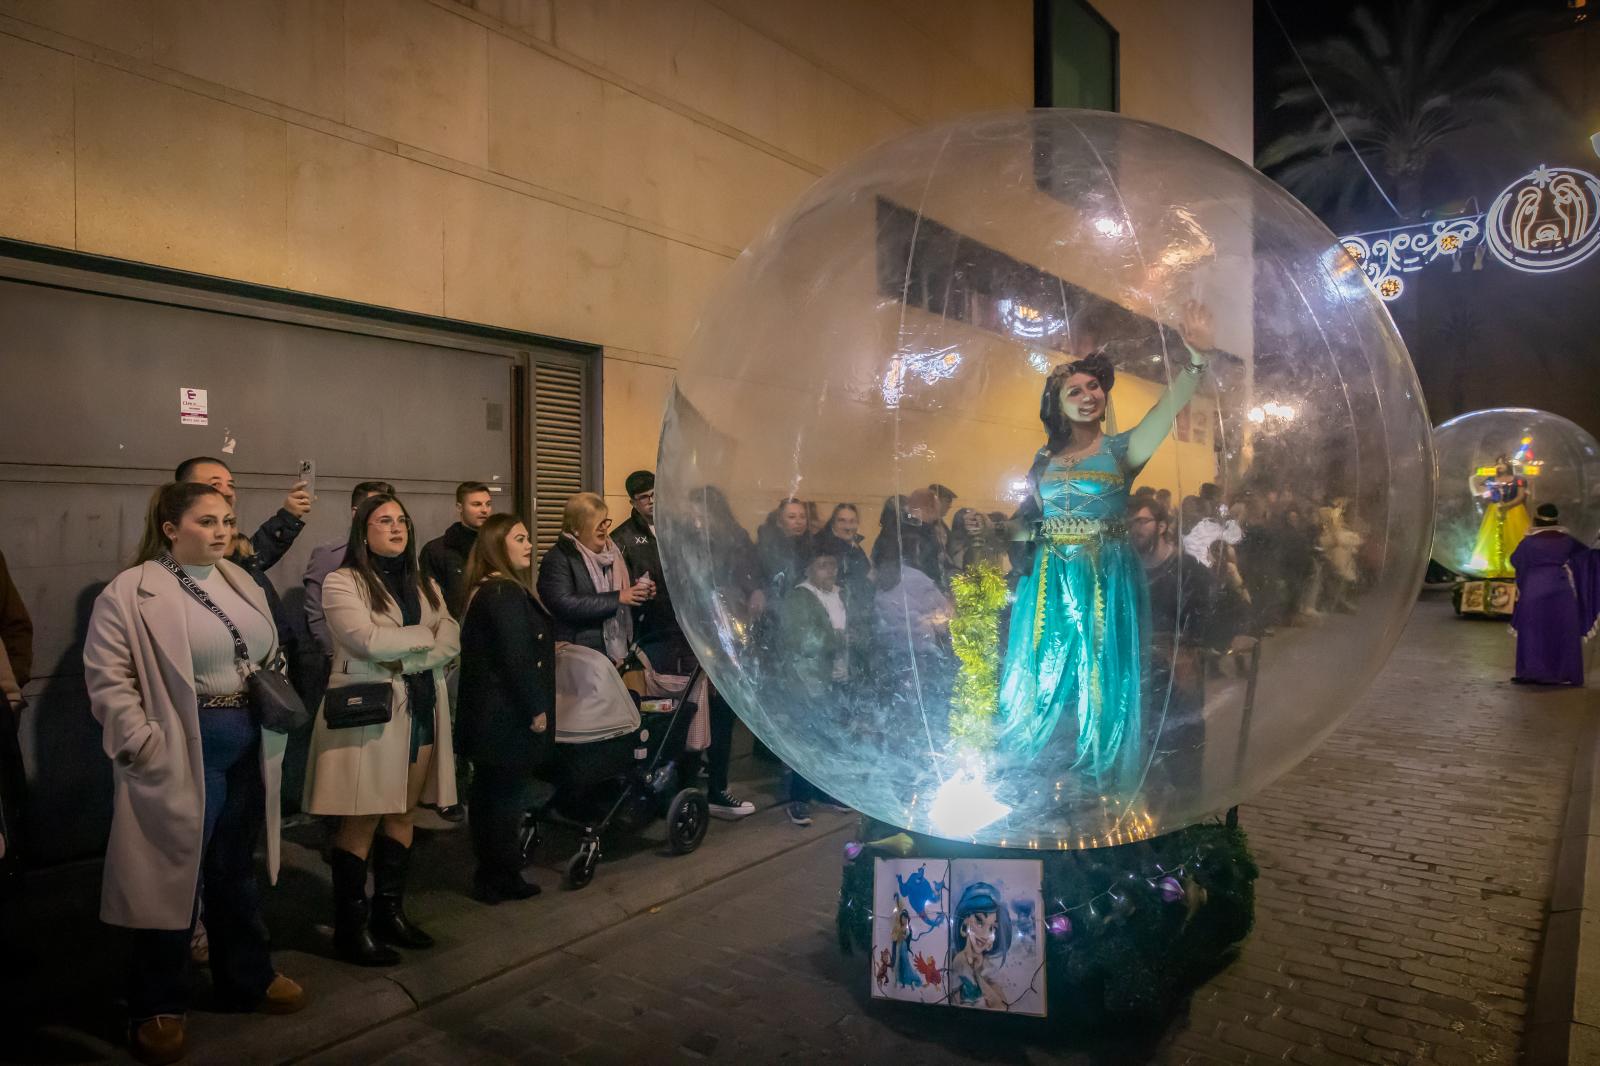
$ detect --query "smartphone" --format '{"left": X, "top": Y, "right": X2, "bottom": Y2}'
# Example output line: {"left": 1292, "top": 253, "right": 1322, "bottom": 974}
{"left": 298, "top": 459, "right": 316, "bottom": 500}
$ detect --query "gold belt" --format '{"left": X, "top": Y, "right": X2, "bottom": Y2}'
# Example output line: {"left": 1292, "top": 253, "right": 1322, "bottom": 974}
{"left": 1039, "top": 516, "right": 1127, "bottom": 544}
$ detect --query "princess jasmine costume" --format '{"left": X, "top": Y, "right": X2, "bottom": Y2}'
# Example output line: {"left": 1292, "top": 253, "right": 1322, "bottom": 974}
{"left": 996, "top": 347, "right": 1206, "bottom": 792}
{"left": 998, "top": 432, "right": 1147, "bottom": 788}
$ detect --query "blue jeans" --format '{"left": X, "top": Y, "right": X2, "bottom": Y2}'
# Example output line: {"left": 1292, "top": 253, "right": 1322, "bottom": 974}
{"left": 128, "top": 707, "right": 274, "bottom": 1020}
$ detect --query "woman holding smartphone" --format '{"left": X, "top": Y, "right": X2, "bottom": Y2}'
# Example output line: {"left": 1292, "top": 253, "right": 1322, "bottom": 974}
{"left": 537, "top": 493, "right": 654, "bottom": 663}
{"left": 304, "top": 494, "right": 460, "bottom": 966}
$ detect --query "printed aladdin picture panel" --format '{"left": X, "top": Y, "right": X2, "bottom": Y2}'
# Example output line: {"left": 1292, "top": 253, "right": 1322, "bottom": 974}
{"left": 946, "top": 858, "right": 1046, "bottom": 1016}
{"left": 870, "top": 858, "right": 951, "bottom": 1005}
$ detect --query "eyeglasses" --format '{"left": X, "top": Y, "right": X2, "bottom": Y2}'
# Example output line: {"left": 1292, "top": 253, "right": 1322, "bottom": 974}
{"left": 631, "top": 491, "right": 655, "bottom": 503}
{"left": 370, "top": 516, "right": 412, "bottom": 529}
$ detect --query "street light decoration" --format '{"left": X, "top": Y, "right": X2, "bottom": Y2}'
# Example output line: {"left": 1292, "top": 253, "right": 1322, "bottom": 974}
{"left": 1484, "top": 164, "right": 1600, "bottom": 274}
{"left": 1337, "top": 162, "right": 1600, "bottom": 300}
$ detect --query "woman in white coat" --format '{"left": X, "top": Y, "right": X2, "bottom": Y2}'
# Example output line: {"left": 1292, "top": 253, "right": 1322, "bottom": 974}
{"left": 83, "top": 482, "right": 304, "bottom": 1065}
{"left": 303, "top": 493, "right": 460, "bottom": 966}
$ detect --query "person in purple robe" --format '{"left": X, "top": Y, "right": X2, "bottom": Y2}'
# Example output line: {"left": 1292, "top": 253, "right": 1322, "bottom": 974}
{"left": 1509, "top": 504, "right": 1600, "bottom": 686}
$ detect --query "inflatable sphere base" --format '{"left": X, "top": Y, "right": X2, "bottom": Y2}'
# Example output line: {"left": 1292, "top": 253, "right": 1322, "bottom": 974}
{"left": 837, "top": 817, "right": 1258, "bottom": 1031}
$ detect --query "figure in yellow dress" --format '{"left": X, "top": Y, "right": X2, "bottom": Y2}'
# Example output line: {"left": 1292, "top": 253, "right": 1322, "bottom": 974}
{"left": 1467, "top": 457, "right": 1531, "bottom": 578}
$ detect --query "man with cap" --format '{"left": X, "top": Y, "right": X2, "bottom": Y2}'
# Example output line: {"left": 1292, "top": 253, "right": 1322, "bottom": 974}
{"left": 613, "top": 470, "right": 755, "bottom": 820}
{"left": 1509, "top": 504, "right": 1600, "bottom": 686}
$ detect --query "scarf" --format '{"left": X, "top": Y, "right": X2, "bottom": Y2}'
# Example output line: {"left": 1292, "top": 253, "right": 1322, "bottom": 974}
{"left": 371, "top": 552, "right": 437, "bottom": 722}
{"left": 565, "top": 532, "right": 634, "bottom": 662}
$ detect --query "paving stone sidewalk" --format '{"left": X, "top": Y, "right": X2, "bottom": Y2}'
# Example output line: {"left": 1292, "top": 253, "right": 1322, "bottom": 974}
{"left": 7, "top": 594, "right": 1589, "bottom": 1065}
{"left": 288, "top": 594, "right": 1591, "bottom": 1065}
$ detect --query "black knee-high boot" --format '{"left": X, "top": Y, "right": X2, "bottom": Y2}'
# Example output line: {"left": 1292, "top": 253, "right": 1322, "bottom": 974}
{"left": 370, "top": 835, "right": 433, "bottom": 949}
{"left": 330, "top": 847, "right": 399, "bottom": 966}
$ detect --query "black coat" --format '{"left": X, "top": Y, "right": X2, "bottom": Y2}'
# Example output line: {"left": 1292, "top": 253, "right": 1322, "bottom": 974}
{"left": 613, "top": 512, "right": 692, "bottom": 671}
{"left": 456, "top": 578, "right": 556, "bottom": 768}
{"left": 536, "top": 536, "right": 624, "bottom": 655}
{"left": 757, "top": 525, "right": 808, "bottom": 597}
{"left": 421, "top": 522, "right": 479, "bottom": 619}
{"left": 249, "top": 507, "right": 305, "bottom": 572}
{"left": 228, "top": 539, "right": 301, "bottom": 678}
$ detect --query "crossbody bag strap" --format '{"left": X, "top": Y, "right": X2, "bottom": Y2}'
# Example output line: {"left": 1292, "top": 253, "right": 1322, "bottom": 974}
{"left": 155, "top": 554, "right": 253, "bottom": 667}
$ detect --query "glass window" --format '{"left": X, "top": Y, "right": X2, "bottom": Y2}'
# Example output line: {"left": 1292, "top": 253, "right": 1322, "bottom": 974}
{"left": 1035, "top": 0, "right": 1118, "bottom": 111}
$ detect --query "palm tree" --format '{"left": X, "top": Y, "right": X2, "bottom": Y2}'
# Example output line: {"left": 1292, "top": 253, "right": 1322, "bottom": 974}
{"left": 1257, "top": 0, "right": 1561, "bottom": 226}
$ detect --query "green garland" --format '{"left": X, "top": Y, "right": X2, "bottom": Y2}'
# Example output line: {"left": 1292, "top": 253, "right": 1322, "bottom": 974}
{"left": 947, "top": 562, "right": 1009, "bottom": 753}
{"left": 837, "top": 819, "right": 1258, "bottom": 1028}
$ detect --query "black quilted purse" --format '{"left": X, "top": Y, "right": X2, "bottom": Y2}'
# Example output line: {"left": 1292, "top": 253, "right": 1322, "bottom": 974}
{"left": 321, "top": 681, "right": 394, "bottom": 729}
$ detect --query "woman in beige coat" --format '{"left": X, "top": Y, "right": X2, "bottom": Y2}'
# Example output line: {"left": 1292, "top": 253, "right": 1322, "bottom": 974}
{"left": 83, "top": 482, "right": 304, "bottom": 1065}
{"left": 303, "top": 493, "right": 460, "bottom": 966}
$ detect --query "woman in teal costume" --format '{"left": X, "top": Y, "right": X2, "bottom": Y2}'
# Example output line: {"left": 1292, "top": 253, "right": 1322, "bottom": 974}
{"left": 998, "top": 303, "right": 1214, "bottom": 790}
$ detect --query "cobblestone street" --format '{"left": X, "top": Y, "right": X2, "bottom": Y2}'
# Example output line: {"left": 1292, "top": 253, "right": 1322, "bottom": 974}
{"left": 270, "top": 594, "right": 1591, "bottom": 1066}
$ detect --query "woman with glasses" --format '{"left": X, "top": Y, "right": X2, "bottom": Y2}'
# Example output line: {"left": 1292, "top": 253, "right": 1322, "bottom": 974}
{"left": 537, "top": 493, "right": 654, "bottom": 663}
{"left": 303, "top": 494, "right": 461, "bottom": 966}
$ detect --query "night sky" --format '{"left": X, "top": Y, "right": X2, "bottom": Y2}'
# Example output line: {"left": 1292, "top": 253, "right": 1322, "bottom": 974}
{"left": 1252, "top": 0, "right": 1600, "bottom": 437}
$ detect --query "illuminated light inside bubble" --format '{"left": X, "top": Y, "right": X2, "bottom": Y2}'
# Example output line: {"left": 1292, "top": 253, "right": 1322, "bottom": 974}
{"left": 1093, "top": 216, "right": 1126, "bottom": 239}
{"left": 929, "top": 769, "right": 1012, "bottom": 839}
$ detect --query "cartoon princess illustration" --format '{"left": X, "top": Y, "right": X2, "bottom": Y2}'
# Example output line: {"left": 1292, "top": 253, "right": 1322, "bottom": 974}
{"left": 888, "top": 896, "right": 923, "bottom": 989}
{"left": 947, "top": 881, "right": 1011, "bottom": 1009}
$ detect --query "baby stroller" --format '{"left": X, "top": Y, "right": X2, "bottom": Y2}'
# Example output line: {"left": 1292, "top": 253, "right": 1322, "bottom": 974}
{"left": 519, "top": 644, "right": 710, "bottom": 888}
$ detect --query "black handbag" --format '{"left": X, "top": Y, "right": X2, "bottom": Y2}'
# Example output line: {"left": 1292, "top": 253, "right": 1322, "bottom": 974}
{"left": 158, "top": 555, "right": 310, "bottom": 734}
{"left": 322, "top": 681, "right": 394, "bottom": 730}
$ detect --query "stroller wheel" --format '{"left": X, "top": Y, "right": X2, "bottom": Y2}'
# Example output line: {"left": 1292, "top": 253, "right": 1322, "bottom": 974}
{"left": 667, "top": 788, "right": 710, "bottom": 855}
{"left": 567, "top": 838, "right": 600, "bottom": 889}
{"left": 519, "top": 814, "right": 543, "bottom": 862}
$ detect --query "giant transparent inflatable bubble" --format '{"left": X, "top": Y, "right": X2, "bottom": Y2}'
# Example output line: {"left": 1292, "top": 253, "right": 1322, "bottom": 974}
{"left": 656, "top": 111, "right": 1433, "bottom": 847}
{"left": 1432, "top": 408, "right": 1600, "bottom": 578}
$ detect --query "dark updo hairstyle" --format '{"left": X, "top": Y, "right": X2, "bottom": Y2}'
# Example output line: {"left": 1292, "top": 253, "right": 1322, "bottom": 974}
{"left": 135, "top": 481, "right": 229, "bottom": 564}
{"left": 1040, "top": 351, "right": 1115, "bottom": 447}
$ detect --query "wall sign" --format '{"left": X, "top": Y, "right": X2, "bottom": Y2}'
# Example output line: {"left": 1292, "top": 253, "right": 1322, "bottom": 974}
{"left": 179, "top": 387, "right": 208, "bottom": 426}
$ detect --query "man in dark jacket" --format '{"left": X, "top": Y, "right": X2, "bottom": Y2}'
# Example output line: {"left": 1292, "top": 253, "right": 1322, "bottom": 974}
{"left": 612, "top": 471, "right": 755, "bottom": 821}
{"left": 1132, "top": 497, "right": 1232, "bottom": 797}
{"left": 612, "top": 471, "right": 684, "bottom": 666}
{"left": 421, "top": 481, "right": 493, "bottom": 620}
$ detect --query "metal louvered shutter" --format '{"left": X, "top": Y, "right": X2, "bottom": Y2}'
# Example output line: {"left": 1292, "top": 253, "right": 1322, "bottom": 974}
{"left": 533, "top": 360, "right": 588, "bottom": 555}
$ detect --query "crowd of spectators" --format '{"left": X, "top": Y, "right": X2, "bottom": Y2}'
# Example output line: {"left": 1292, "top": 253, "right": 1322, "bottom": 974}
{"left": 0, "top": 453, "right": 1374, "bottom": 1064}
